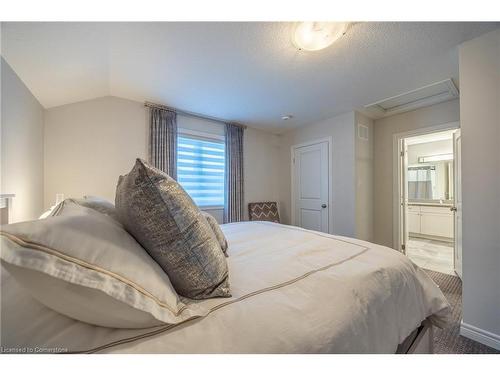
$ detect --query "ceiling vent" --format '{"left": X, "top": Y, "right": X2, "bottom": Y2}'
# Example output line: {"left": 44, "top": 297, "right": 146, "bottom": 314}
{"left": 364, "top": 79, "right": 459, "bottom": 117}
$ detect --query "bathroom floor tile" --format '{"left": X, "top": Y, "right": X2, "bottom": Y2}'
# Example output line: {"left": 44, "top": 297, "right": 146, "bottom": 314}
{"left": 406, "top": 237, "right": 454, "bottom": 275}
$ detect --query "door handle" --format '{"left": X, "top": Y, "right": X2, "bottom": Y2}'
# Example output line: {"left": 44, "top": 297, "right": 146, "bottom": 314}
{"left": 321, "top": 204, "right": 327, "bottom": 208}
{"left": 450, "top": 207, "right": 457, "bottom": 212}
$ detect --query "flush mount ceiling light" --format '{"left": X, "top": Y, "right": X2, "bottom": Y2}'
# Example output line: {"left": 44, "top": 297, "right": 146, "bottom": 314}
{"left": 293, "top": 22, "right": 349, "bottom": 51}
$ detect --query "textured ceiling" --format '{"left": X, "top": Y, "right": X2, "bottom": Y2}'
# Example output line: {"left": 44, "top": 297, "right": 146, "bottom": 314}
{"left": 1, "top": 22, "right": 498, "bottom": 132}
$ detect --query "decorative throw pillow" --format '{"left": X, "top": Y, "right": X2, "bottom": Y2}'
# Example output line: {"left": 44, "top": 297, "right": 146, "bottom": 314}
{"left": 115, "top": 159, "right": 231, "bottom": 300}
{"left": 202, "top": 211, "right": 228, "bottom": 256}
{"left": 0, "top": 201, "right": 207, "bottom": 328}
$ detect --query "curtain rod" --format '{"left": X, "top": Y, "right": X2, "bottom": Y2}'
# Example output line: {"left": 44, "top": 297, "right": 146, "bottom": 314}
{"left": 144, "top": 102, "right": 247, "bottom": 129}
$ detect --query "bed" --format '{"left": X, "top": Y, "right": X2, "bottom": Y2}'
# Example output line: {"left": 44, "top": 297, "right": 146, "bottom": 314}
{"left": 0, "top": 221, "right": 450, "bottom": 354}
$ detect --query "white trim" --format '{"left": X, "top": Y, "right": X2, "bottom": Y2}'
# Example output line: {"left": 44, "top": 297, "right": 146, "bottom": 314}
{"left": 460, "top": 321, "right": 500, "bottom": 350}
{"left": 392, "top": 121, "right": 459, "bottom": 251}
{"left": 200, "top": 206, "right": 224, "bottom": 210}
{"left": 290, "top": 137, "right": 333, "bottom": 235}
{"left": 178, "top": 128, "right": 225, "bottom": 142}
{"left": 365, "top": 79, "right": 459, "bottom": 117}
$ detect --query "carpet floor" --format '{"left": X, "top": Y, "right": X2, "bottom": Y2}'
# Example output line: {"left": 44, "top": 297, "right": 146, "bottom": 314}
{"left": 424, "top": 269, "right": 499, "bottom": 354}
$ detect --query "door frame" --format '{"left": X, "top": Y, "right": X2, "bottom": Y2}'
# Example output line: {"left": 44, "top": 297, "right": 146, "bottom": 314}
{"left": 392, "top": 121, "right": 459, "bottom": 251}
{"left": 291, "top": 137, "right": 333, "bottom": 234}
{"left": 453, "top": 129, "right": 462, "bottom": 278}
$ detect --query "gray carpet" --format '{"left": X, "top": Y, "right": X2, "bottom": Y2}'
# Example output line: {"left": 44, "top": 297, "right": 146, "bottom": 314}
{"left": 424, "top": 269, "right": 499, "bottom": 354}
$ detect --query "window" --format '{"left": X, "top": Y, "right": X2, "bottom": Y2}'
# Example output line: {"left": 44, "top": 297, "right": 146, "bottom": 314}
{"left": 177, "top": 134, "right": 225, "bottom": 207}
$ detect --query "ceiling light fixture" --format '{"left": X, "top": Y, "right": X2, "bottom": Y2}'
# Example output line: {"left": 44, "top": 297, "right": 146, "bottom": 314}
{"left": 281, "top": 115, "right": 293, "bottom": 120}
{"left": 418, "top": 154, "right": 454, "bottom": 163}
{"left": 293, "top": 22, "right": 349, "bottom": 51}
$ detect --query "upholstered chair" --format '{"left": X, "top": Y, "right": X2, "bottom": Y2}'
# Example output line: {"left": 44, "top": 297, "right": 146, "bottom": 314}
{"left": 248, "top": 202, "right": 280, "bottom": 223}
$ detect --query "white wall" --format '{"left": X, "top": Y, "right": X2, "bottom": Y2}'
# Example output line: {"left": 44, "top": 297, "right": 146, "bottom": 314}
{"left": 243, "top": 127, "right": 281, "bottom": 221}
{"left": 373, "top": 99, "right": 460, "bottom": 248}
{"left": 1, "top": 57, "right": 44, "bottom": 223}
{"left": 44, "top": 96, "right": 147, "bottom": 209}
{"left": 459, "top": 28, "right": 500, "bottom": 345}
{"left": 43, "top": 96, "right": 280, "bottom": 223}
{"left": 277, "top": 111, "right": 357, "bottom": 237}
{"left": 355, "top": 112, "right": 374, "bottom": 241}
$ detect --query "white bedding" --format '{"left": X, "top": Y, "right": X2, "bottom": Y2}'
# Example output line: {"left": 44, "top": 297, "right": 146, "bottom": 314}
{"left": 0, "top": 222, "right": 451, "bottom": 353}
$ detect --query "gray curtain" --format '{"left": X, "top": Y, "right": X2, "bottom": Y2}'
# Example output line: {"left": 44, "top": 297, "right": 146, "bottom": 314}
{"left": 224, "top": 123, "right": 244, "bottom": 223}
{"left": 149, "top": 107, "right": 177, "bottom": 179}
{"left": 408, "top": 167, "right": 435, "bottom": 200}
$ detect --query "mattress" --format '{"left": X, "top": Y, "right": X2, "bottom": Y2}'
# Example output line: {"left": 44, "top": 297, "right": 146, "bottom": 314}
{"left": 0, "top": 221, "right": 451, "bottom": 353}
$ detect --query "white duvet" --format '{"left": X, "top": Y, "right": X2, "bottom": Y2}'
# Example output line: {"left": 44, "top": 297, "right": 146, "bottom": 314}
{"left": 0, "top": 222, "right": 451, "bottom": 353}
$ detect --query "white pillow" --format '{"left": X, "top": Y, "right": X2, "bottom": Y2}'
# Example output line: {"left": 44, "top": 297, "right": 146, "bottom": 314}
{"left": 39, "top": 196, "right": 117, "bottom": 220}
{"left": 39, "top": 205, "right": 57, "bottom": 219}
{"left": 0, "top": 200, "right": 207, "bottom": 328}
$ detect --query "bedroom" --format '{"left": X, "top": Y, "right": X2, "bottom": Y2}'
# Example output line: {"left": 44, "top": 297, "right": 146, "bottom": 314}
{"left": 0, "top": 0, "right": 499, "bottom": 372}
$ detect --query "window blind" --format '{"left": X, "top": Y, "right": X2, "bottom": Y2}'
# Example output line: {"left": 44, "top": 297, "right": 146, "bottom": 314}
{"left": 177, "top": 135, "right": 225, "bottom": 207}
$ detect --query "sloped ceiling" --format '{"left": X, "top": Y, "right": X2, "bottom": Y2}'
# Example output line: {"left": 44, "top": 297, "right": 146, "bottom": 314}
{"left": 1, "top": 22, "right": 498, "bottom": 131}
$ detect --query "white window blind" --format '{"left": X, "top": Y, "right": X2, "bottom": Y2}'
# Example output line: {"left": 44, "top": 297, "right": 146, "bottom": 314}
{"left": 177, "top": 135, "right": 225, "bottom": 207}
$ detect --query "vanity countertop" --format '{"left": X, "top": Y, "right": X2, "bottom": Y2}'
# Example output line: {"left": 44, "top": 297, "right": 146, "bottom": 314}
{"left": 408, "top": 201, "right": 453, "bottom": 208}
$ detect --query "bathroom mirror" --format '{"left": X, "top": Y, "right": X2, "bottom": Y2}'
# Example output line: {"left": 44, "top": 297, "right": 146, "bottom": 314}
{"left": 407, "top": 160, "right": 453, "bottom": 202}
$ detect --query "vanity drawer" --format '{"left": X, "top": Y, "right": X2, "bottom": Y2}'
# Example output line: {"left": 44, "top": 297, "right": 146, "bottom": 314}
{"left": 420, "top": 206, "right": 452, "bottom": 215}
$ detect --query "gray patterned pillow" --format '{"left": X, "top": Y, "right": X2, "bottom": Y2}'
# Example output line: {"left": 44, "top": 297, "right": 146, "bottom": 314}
{"left": 202, "top": 211, "right": 228, "bottom": 256}
{"left": 115, "top": 159, "right": 231, "bottom": 300}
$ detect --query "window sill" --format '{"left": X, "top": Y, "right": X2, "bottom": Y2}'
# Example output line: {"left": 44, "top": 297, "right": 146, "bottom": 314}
{"left": 200, "top": 206, "right": 224, "bottom": 210}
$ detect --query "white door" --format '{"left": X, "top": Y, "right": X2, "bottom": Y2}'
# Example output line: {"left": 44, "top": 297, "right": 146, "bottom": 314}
{"left": 399, "top": 138, "right": 409, "bottom": 254}
{"left": 453, "top": 129, "right": 462, "bottom": 279}
{"left": 293, "top": 141, "right": 329, "bottom": 233}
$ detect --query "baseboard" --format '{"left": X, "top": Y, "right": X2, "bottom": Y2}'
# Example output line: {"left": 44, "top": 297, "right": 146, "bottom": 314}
{"left": 460, "top": 321, "right": 500, "bottom": 350}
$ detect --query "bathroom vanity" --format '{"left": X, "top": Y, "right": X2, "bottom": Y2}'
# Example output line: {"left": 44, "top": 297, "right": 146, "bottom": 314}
{"left": 408, "top": 202, "right": 454, "bottom": 241}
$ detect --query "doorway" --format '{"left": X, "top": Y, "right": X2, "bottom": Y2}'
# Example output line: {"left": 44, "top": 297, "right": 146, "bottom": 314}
{"left": 394, "top": 123, "right": 461, "bottom": 277}
{"left": 291, "top": 138, "right": 332, "bottom": 234}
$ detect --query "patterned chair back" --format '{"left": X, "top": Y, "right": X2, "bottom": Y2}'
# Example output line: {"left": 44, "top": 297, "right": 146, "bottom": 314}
{"left": 248, "top": 202, "right": 280, "bottom": 223}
